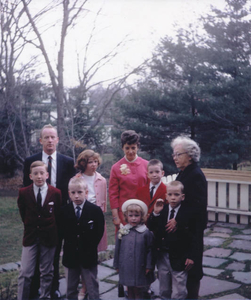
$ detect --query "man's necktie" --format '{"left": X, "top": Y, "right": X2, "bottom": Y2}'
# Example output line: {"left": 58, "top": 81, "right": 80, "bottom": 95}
{"left": 76, "top": 206, "right": 81, "bottom": 220}
{"left": 150, "top": 186, "right": 155, "bottom": 199}
{"left": 169, "top": 209, "right": 175, "bottom": 220}
{"left": 47, "top": 156, "right": 52, "bottom": 184}
{"left": 37, "top": 188, "right": 42, "bottom": 208}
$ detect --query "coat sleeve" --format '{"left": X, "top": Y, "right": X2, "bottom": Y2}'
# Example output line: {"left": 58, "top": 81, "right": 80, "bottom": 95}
{"left": 113, "top": 234, "right": 121, "bottom": 269}
{"left": 146, "top": 231, "right": 154, "bottom": 270}
{"left": 54, "top": 190, "right": 62, "bottom": 228}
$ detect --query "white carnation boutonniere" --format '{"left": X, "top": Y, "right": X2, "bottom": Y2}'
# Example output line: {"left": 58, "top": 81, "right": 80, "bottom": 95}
{"left": 118, "top": 224, "right": 130, "bottom": 239}
{"left": 120, "top": 164, "right": 130, "bottom": 175}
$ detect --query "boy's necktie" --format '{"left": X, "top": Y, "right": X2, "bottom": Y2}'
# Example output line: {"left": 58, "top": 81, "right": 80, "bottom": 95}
{"left": 37, "top": 188, "right": 42, "bottom": 208}
{"left": 47, "top": 156, "right": 52, "bottom": 184}
{"left": 76, "top": 206, "right": 81, "bottom": 220}
{"left": 169, "top": 209, "right": 175, "bottom": 220}
{"left": 150, "top": 186, "right": 155, "bottom": 199}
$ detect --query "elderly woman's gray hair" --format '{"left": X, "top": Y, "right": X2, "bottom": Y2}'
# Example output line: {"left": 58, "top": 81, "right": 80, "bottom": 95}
{"left": 171, "top": 136, "right": 201, "bottom": 162}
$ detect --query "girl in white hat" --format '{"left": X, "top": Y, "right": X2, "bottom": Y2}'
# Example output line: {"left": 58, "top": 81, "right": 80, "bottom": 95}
{"left": 113, "top": 199, "right": 154, "bottom": 300}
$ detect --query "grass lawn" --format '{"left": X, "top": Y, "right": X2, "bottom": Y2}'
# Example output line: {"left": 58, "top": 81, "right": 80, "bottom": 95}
{"left": 0, "top": 196, "right": 23, "bottom": 265}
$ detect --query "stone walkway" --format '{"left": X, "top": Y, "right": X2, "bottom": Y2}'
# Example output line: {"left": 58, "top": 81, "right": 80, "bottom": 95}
{"left": 1, "top": 222, "right": 251, "bottom": 299}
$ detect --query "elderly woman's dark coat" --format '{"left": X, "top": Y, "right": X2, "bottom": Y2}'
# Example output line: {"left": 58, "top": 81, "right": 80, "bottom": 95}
{"left": 176, "top": 162, "right": 207, "bottom": 281}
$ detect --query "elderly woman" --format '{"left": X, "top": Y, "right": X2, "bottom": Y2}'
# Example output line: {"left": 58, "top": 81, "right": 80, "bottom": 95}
{"left": 109, "top": 130, "right": 149, "bottom": 231}
{"left": 171, "top": 136, "right": 207, "bottom": 300}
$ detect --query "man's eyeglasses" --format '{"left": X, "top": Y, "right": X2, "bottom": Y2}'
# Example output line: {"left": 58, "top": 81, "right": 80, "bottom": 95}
{"left": 172, "top": 152, "right": 187, "bottom": 158}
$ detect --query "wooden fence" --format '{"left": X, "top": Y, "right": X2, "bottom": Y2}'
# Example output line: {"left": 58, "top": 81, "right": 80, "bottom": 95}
{"left": 162, "top": 169, "right": 251, "bottom": 225}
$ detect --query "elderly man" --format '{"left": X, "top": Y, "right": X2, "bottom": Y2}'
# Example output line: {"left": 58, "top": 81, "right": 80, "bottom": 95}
{"left": 23, "top": 124, "right": 76, "bottom": 299}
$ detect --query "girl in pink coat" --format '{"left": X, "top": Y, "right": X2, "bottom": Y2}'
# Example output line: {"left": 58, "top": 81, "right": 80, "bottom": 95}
{"left": 75, "top": 149, "right": 107, "bottom": 299}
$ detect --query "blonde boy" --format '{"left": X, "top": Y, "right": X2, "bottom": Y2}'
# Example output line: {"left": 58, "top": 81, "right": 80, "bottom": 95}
{"left": 60, "top": 177, "right": 104, "bottom": 300}
{"left": 147, "top": 181, "right": 197, "bottom": 299}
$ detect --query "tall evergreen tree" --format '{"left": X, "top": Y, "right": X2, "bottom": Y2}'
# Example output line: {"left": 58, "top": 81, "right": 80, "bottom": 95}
{"left": 114, "top": 0, "right": 251, "bottom": 172}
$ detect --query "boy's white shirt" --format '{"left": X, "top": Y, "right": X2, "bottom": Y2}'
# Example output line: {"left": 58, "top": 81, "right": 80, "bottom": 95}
{"left": 42, "top": 150, "right": 57, "bottom": 187}
{"left": 149, "top": 181, "right": 161, "bottom": 197}
{"left": 167, "top": 204, "right": 181, "bottom": 221}
{"left": 33, "top": 182, "right": 48, "bottom": 207}
{"left": 73, "top": 201, "right": 86, "bottom": 216}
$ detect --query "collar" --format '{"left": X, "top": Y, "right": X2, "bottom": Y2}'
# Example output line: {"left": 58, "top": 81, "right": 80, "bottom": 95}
{"left": 124, "top": 223, "right": 147, "bottom": 233}
{"left": 168, "top": 204, "right": 181, "bottom": 214}
{"left": 124, "top": 154, "right": 138, "bottom": 163}
{"left": 33, "top": 182, "right": 47, "bottom": 193}
{"left": 43, "top": 150, "right": 57, "bottom": 160}
{"left": 150, "top": 181, "right": 161, "bottom": 190}
{"left": 72, "top": 201, "right": 85, "bottom": 210}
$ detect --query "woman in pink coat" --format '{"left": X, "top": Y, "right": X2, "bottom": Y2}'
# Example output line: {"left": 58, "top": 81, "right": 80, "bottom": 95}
{"left": 109, "top": 130, "right": 149, "bottom": 232}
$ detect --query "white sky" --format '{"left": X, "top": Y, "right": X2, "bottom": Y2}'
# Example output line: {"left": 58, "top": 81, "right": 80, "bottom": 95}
{"left": 22, "top": 0, "right": 226, "bottom": 87}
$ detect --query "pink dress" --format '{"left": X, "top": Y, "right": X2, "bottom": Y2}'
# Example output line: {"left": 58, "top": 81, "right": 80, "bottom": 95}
{"left": 109, "top": 156, "right": 148, "bottom": 224}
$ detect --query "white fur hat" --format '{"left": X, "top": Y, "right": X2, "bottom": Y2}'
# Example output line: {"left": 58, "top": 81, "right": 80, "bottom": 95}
{"left": 122, "top": 199, "right": 148, "bottom": 217}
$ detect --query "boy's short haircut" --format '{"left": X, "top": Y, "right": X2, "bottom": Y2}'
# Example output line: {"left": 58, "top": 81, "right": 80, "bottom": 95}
{"left": 166, "top": 180, "right": 184, "bottom": 193}
{"left": 147, "top": 159, "right": 163, "bottom": 170}
{"left": 30, "top": 161, "right": 47, "bottom": 173}
{"left": 68, "top": 176, "right": 88, "bottom": 190}
{"left": 75, "top": 149, "right": 102, "bottom": 172}
{"left": 40, "top": 124, "right": 57, "bottom": 138}
{"left": 123, "top": 204, "right": 147, "bottom": 224}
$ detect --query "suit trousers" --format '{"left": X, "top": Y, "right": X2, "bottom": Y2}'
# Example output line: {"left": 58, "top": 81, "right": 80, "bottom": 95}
{"left": 157, "top": 251, "right": 188, "bottom": 300}
{"left": 18, "top": 243, "right": 55, "bottom": 300}
{"left": 65, "top": 265, "right": 99, "bottom": 300}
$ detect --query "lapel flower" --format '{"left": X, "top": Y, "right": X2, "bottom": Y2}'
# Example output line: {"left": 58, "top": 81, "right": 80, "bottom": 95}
{"left": 120, "top": 164, "right": 130, "bottom": 175}
{"left": 118, "top": 224, "right": 130, "bottom": 239}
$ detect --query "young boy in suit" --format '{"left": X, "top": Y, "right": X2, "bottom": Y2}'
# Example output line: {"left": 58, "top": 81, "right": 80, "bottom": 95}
{"left": 60, "top": 176, "right": 104, "bottom": 300}
{"left": 17, "top": 161, "right": 62, "bottom": 300}
{"left": 147, "top": 181, "right": 197, "bottom": 300}
{"left": 136, "top": 159, "right": 167, "bottom": 215}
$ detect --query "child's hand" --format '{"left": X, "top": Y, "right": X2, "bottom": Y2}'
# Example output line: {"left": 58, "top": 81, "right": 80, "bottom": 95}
{"left": 75, "top": 172, "right": 82, "bottom": 178}
{"left": 153, "top": 199, "right": 164, "bottom": 214}
{"left": 184, "top": 259, "right": 194, "bottom": 271}
{"left": 165, "top": 218, "right": 177, "bottom": 233}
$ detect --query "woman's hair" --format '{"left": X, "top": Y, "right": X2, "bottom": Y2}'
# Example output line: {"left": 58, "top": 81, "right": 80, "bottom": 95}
{"left": 121, "top": 130, "right": 140, "bottom": 148}
{"left": 123, "top": 204, "right": 147, "bottom": 224}
{"left": 75, "top": 149, "right": 102, "bottom": 172}
{"left": 171, "top": 136, "right": 201, "bottom": 162}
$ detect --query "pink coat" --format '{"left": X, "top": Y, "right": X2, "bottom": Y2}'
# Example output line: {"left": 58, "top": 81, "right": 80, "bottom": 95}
{"left": 94, "top": 171, "right": 107, "bottom": 213}
{"left": 109, "top": 156, "right": 148, "bottom": 223}
{"left": 84, "top": 171, "right": 107, "bottom": 251}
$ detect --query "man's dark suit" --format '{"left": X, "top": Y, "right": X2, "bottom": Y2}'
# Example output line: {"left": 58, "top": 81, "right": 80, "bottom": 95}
{"left": 60, "top": 200, "right": 105, "bottom": 268}
{"left": 23, "top": 151, "right": 76, "bottom": 297}
{"left": 23, "top": 152, "right": 76, "bottom": 206}
{"left": 147, "top": 204, "right": 197, "bottom": 271}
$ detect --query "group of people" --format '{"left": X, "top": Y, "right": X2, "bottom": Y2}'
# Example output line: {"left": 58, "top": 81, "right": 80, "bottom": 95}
{"left": 17, "top": 125, "right": 207, "bottom": 300}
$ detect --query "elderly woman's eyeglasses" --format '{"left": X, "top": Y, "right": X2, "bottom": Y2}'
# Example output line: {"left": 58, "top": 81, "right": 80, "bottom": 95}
{"left": 172, "top": 152, "right": 187, "bottom": 158}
